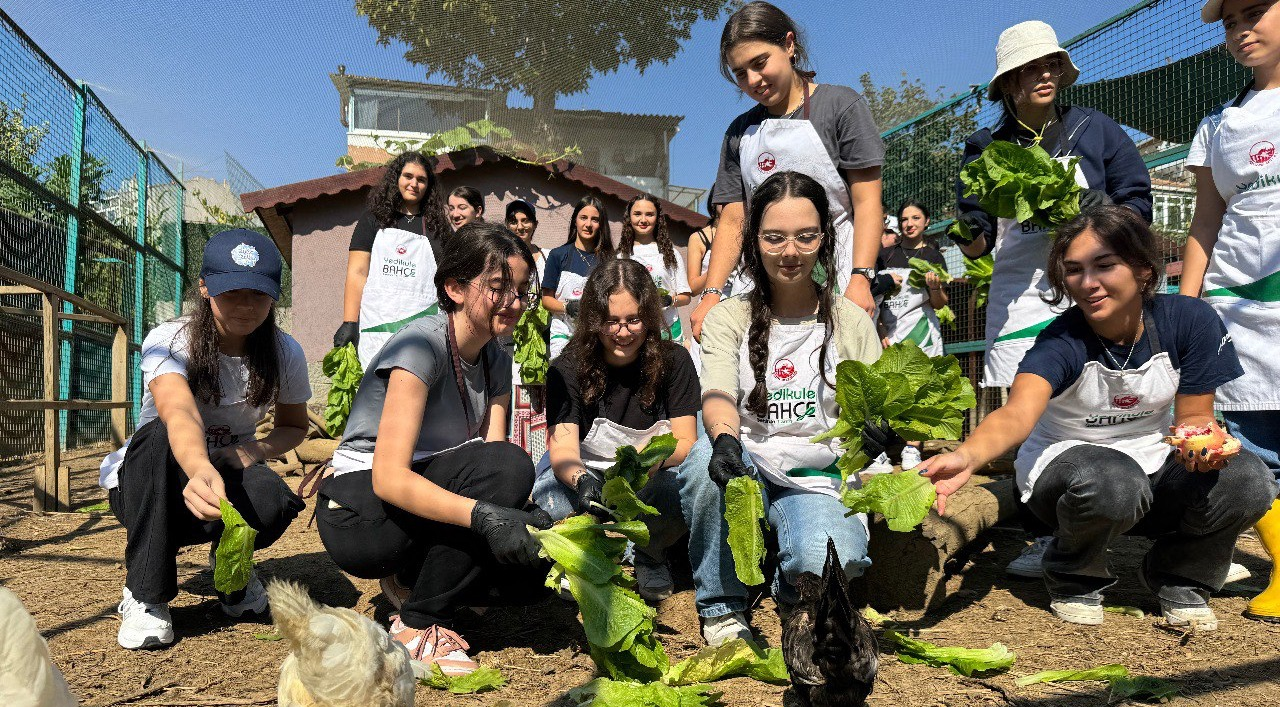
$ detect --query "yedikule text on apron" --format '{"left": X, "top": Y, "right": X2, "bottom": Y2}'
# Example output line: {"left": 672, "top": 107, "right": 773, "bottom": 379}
{"left": 358, "top": 222, "right": 440, "bottom": 367}
{"left": 879, "top": 266, "right": 943, "bottom": 356}
{"left": 1202, "top": 87, "right": 1280, "bottom": 411}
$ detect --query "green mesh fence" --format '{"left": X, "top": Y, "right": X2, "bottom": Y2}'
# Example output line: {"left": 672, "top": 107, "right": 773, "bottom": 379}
{"left": 880, "top": 0, "right": 1245, "bottom": 364}
{"left": 0, "top": 7, "right": 185, "bottom": 458}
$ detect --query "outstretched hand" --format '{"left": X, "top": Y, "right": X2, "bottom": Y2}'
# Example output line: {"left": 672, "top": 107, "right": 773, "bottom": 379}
{"left": 915, "top": 450, "right": 975, "bottom": 516}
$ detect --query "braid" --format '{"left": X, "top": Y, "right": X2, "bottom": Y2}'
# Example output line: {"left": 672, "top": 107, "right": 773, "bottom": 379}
{"left": 745, "top": 284, "right": 774, "bottom": 420}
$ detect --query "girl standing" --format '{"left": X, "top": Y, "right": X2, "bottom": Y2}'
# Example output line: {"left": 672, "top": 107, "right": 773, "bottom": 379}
{"left": 542, "top": 195, "right": 614, "bottom": 360}
{"left": 320, "top": 222, "right": 549, "bottom": 675}
{"left": 505, "top": 199, "right": 546, "bottom": 284}
{"left": 679, "top": 171, "right": 882, "bottom": 647}
{"left": 533, "top": 259, "right": 701, "bottom": 602}
{"left": 102, "top": 230, "right": 311, "bottom": 650}
{"left": 447, "top": 186, "right": 486, "bottom": 230}
{"left": 877, "top": 200, "right": 949, "bottom": 357}
{"left": 617, "top": 193, "right": 693, "bottom": 341}
{"left": 690, "top": 0, "right": 886, "bottom": 340}
{"left": 1182, "top": 0, "right": 1280, "bottom": 623}
{"left": 335, "top": 151, "right": 450, "bottom": 368}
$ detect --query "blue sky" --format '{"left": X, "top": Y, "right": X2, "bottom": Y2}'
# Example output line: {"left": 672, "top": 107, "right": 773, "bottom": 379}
{"left": 7, "top": 0, "right": 1139, "bottom": 206}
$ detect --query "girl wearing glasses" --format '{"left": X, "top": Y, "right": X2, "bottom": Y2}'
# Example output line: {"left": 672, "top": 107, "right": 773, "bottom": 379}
{"left": 532, "top": 259, "right": 701, "bottom": 602}
{"left": 319, "top": 222, "right": 551, "bottom": 677}
{"left": 952, "top": 21, "right": 1153, "bottom": 580}
{"left": 617, "top": 193, "right": 694, "bottom": 342}
{"left": 678, "top": 171, "right": 883, "bottom": 647}
{"left": 543, "top": 195, "right": 615, "bottom": 360}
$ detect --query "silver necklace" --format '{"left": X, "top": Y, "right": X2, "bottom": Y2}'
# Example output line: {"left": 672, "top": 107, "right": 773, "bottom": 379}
{"left": 1096, "top": 321, "right": 1144, "bottom": 370}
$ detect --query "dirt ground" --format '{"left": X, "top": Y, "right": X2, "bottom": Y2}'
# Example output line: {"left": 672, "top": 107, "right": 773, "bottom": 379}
{"left": 2, "top": 445, "right": 1278, "bottom": 707}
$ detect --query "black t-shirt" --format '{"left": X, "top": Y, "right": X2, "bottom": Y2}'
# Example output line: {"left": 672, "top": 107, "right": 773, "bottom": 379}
{"left": 1018, "top": 294, "right": 1243, "bottom": 398}
{"left": 877, "top": 243, "right": 946, "bottom": 271}
{"left": 547, "top": 343, "right": 701, "bottom": 440}
{"left": 349, "top": 211, "right": 440, "bottom": 254}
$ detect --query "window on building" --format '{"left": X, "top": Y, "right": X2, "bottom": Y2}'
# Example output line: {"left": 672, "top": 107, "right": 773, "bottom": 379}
{"left": 352, "top": 91, "right": 484, "bottom": 134}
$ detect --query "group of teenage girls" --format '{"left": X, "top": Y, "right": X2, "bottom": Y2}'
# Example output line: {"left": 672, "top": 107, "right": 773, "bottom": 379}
{"left": 102, "top": 0, "right": 1280, "bottom": 682}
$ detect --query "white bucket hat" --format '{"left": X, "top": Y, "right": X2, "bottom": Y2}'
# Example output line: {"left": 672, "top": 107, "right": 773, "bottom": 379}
{"left": 884, "top": 214, "right": 899, "bottom": 232}
{"left": 988, "top": 21, "right": 1081, "bottom": 101}
{"left": 1200, "top": 0, "right": 1225, "bottom": 22}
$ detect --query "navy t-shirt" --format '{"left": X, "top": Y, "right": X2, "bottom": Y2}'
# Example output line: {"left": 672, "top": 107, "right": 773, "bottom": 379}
{"left": 542, "top": 243, "right": 600, "bottom": 294}
{"left": 1018, "top": 294, "right": 1243, "bottom": 398}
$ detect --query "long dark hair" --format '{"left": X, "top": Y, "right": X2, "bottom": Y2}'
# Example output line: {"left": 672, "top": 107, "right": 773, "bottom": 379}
{"left": 368, "top": 151, "right": 448, "bottom": 236}
{"left": 1044, "top": 206, "right": 1161, "bottom": 307}
{"left": 449, "top": 185, "right": 486, "bottom": 222}
{"left": 435, "top": 222, "right": 536, "bottom": 314}
{"left": 565, "top": 194, "right": 614, "bottom": 259}
{"left": 719, "top": 1, "right": 815, "bottom": 84}
{"left": 180, "top": 288, "right": 280, "bottom": 409}
{"left": 741, "top": 171, "right": 838, "bottom": 421}
{"left": 563, "top": 259, "right": 670, "bottom": 410}
{"left": 897, "top": 199, "right": 933, "bottom": 246}
{"left": 618, "top": 193, "right": 677, "bottom": 271}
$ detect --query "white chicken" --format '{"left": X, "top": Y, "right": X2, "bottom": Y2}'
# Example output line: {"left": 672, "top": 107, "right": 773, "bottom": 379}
{"left": 267, "top": 580, "right": 415, "bottom": 707}
{"left": 0, "top": 586, "right": 79, "bottom": 707}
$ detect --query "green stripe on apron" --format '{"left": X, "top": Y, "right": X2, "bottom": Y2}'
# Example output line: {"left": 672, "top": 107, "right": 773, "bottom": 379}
{"left": 786, "top": 462, "right": 842, "bottom": 479}
{"left": 360, "top": 303, "right": 439, "bottom": 334}
{"left": 904, "top": 315, "right": 931, "bottom": 346}
{"left": 665, "top": 319, "right": 683, "bottom": 341}
{"left": 994, "top": 317, "right": 1055, "bottom": 344}
{"left": 1205, "top": 269, "right": 1280, "bottom": 303}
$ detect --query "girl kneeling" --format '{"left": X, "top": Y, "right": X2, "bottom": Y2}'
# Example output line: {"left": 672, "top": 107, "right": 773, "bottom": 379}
{"left": 679, "top": 171, "right": 883, "bottom": 646}
{"left": 319, "top": 222, "right": 550, "bottom": 675}
{"left": 533, "top": 259, "right": 701, "bottom": 602}
{"left": 921, "top": 206, "right": 1279, "bottom": 630}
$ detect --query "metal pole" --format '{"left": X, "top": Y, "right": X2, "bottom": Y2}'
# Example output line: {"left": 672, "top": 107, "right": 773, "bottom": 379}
{"left": 175, "top": 160, "right": 185, "bottom": 314}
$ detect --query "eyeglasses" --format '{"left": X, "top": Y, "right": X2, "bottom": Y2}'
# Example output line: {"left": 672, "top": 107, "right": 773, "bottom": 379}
{"left": 1017, "top": 57, "right": 1065, "bottom": 81}
{"left": 601, "top": 317, "right": 645, "bottom": 334}
{"left": 758, "top": 231, "right": 823, "bottom": 255}
{"left": 464, "top": 280, "right": 538, "bottom": 307}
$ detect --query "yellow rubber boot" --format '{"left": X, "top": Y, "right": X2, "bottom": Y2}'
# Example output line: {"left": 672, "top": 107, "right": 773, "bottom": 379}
{"left": 1245, "top": 498, "right": 1280, "bottom": 623}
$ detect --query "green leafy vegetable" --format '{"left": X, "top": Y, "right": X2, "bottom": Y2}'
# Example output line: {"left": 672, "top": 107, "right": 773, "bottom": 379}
{"left": 723, "top": 476, "right": 767, "bottom": 586}
{"left": 602, "top": 434, "right": 678, "bottom": 522}
{"left": 935, "top": 305, "right": 956, "bottom": 328}
{"left": 813, "top": 342, "right": 976, "bottom": 479}
{"left": 76, "top": 501, "right": 111, "bottom": 513}
{"left": 1016, "top": 664, "right": 1130, "bottom": 687}
{"left": 906, "top": 258, "right": 957, "bottom": 330}
{"left": 862, "top": 607, "right": 890, "bottom": 627}
{"left": 1109, "top": 676, "right": 1180, "bottom": 702}
{"left": 214, "top": 499, "right": 257, "bottom": 594}
{"left": 963, "top": 255, "right": 994, "bottom": 309}
{"left": 958, "top": 141, "right": 1082, "bottom": 230}
{"left": 567, "top": 678, "right": 720, "bottom": 707}
{"left": 662, "top": 638, "right": 789, "bottom": 686}
{"left": 841, "top": 472, "right": 937, "bottom": 532}
{"left": 321, "top": 343, "right": 362, "bottom": 435}
{"left": 1103, "top": 605, "right": 1145, "bottom": 618}
{"left": 886, "top": 629, "right": 1016, "bottom": 676}
{"left": 514, "top": 301, "right": 551, "bottom": 385}
{"left": 420, "top": 663, "right": 507, "bottom": 694}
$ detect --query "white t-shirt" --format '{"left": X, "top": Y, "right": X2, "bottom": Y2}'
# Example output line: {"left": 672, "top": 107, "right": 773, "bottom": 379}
{"left": 1187, "top": 86, "right": 1280, "bottom": 184}
{"left": 622, "top": 242, "right": 691, "bottom": 338}
{"left": 98, "top": 319, "right": 312, "bottom": 489}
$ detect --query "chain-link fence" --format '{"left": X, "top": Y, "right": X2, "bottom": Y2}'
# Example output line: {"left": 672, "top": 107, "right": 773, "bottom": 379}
{"left": 0, "top": 7, "right": 185, "bottom": 458}
{"left": 881, "top": 0, "right": 1246, "bottom": 371}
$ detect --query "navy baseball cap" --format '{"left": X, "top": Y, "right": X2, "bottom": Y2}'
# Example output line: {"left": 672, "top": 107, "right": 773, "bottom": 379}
{"left": 200, "top": 229, "right": 283, "bottom": 300}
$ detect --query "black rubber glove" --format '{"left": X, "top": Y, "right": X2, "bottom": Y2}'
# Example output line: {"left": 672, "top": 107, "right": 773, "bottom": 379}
{"left": 471, "top": 501, "right": 550, "bottom": 566}
{"left": 572, "top": 472, "right": 605, "bottom": 515}
{"left": 708, "top": 433, "right": 751, "bottom": 488}
{"left": 333, "top": 321, "right": 360, "bottom": 349}
{"left": 870, "top": 272, "right": 897, "bottom": 298}
{"left": 861, "top": 419, "right": 907, "bottom": 465}
{"left": 659, "top": 293, "right": 674, "bottom": 308}
{"left": 565, "top": 300, "right": 581, "bottom": 318}
{"left": 1079, "top": 188, "right": 1112, "bottom": 210}
{"left": 950, "top": 213, "right": 986, "bottom": 246}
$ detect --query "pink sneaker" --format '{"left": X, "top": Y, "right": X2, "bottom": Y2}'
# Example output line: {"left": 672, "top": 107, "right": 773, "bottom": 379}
{"left": 389, "top": 617, "right": 478, "bottom": 676}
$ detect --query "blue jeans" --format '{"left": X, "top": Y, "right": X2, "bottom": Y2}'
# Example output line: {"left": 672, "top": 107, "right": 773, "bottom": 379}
{"left": 1223, "top": 411, "right": 1280, "bottom": 479}
{"left": 676, "top": 436, "right": 870, "bottom": 618}
{"left": 531, "top": 451, "right": 687, "bottom": 563}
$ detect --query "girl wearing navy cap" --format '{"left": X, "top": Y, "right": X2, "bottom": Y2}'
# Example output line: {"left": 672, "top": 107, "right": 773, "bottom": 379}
{"left": 100, "top": 229, "right": 312, "bottom": 650}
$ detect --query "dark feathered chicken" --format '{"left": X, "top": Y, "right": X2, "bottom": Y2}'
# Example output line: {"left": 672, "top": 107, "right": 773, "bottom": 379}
{"left": 782, "top": 538, "right": 878, "bottom": 706}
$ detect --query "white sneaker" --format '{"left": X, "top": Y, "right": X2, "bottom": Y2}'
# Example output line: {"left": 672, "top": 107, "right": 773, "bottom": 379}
{"left": 700, "top": 611, "right": 751, "bottom": 647}
{"left": 117, "top": 587, "right": 174, "bottom": 649}
{"left": 899, "top": 446, "right": 923, "bottom": 470}
{"left": 864, "top": 453, "right": 894, "bottom": 476}
{"left": 1225, "top": 562, "right": 1251, "bottom": 584}
{"left": 1049, "top": 597, "right": 1104, "bottom": 626}
{"left": 1159, "top": 602, "right": 1219, "bottom": 631}
{"left": 1006, "top": 536, "right": 1052, "bottom": 578}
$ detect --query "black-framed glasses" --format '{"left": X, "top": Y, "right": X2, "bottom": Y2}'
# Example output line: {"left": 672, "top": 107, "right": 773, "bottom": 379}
{"left": 601, "top": 317, "right": 645, "bottom": 334}
{"left": 463, "top": 280, "right": 538, "bottom": 307}
{"left": 758, "top": 231, "right": 823, "bottom": 255}
{"left": 1017, "top": 57, "right": 1065, "bottom": 80}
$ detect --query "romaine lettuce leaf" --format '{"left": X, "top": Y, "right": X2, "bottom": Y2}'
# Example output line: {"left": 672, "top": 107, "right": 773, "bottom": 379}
{"left": 1109, "top": 676, "right": 1180, "bottom": 702}
{"left": 321, "top": 343, "right": 362, "bottom": 435}
{"left": 1016, "top": 664, "right": 1129, "bottom": 686}
{"left": 662, "top": 637, "right": 789, "bottom": 686}
{"left": 963, "top": 255, "right": 993, "bottom": 309}
{"left": 841, "top": 472, "right": 937, "bottom": 532}
{"left": 420, "top": 663, "right": 506, "bottom": 693}
{"left": 886, "top": 629, "right": 1015, "bottom": 676}
{"left": 959, "top": 141, "right": 1082, "bottom": 230}
{"left": 723, "top": 476, "right": 767, "bottom": 586}
{"left": 214, "top": 499, "right": 257, "bottom": 594}
{"left": 514, "top": 303, "right": 551, "bottom": 384}
{"left": 566, "top": 678, "right": 720, "bottom": 707}
{"left": 602, "top": 434, "right": 677, "bottom": 521}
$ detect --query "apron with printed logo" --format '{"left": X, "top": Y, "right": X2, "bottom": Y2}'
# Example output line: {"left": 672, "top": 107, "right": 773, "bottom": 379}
{"left": 578, "top": 418, "right": 673, "bottom": 474}
{"left": 358, "top": 220, "right": 440, "bottom": 367}
{"left": 1203, "top": 87, "right": 1280, "bottom": 410}
{"left": 880, "top": 266, "right": 944, "bottom": 356}
{"left": 738, "top": 82, "right": 855, "bottom": 298}
{"left": 982, "top": 156, "right": 1089, "bottom": 387}
{"left": 1014, "top": 310, "right": 1177, "bottom": 501}
{"left": 550, "top": 267, "right": 590, "bottom": 361}
{"left": 622, "top": 245, "right": 687, "bottom": 341}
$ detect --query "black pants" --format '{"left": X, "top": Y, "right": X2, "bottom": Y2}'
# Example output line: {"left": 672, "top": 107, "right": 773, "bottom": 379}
{"left": 1026, "top": 444, "right": 1278, "bottom": 604}
{"left": 108, "top": 419, "right": 305, "bottom": 604}
{"left": 317, "top": 441, "right": 548, "bottom": 629}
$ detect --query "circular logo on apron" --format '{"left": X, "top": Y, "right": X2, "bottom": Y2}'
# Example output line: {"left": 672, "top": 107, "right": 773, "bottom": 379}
{"left": 772, "top": 358, "right": 796, "bottom": 381}
{"left": 1251, "top": 141, "right": 1275, "bottom": 166}
{"left": 757, "top": 152, "right": 777, "bottom": 173}
{"left": 1113, "top": 395, "right": 1140, "bottom": 410}
{"left": 396, "top": 245, "right": 407, "bottom": 255}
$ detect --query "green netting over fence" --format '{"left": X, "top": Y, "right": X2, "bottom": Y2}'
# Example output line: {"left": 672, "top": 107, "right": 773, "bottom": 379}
{"left": 879, "top": 0, "right": 1244, "bottom": 364}
{"left": 0, "top": 6, "right": 185, "bottom": 457}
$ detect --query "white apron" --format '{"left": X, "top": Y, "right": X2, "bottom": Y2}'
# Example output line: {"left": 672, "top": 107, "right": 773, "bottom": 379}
{"left": 1014, "top": 310, "right": 1177, "bottom": 501}
{"left": 982, "top": 156, "right": 1089, "bottom": 387}
{"left": 1202, "top": 87, "right": 1280, "bottom": 410}
{"left": 578, "top": 418, "right": 673, "bottom": 474}
{"left": 550, "top": 263, "right": 591, "bottom": 362}
{"left": 736, "top": 320, "right": 847, "bottom": 498}
{"left": 738, "top": 82, "right": 854, "bottom": 297}
{"left": 879, "top": 266, "right": 943, "bottom": 356}
{"left": 621, "top": 245, "right": 688, "bottom": 341}
{"left": 358, "top": 221, "right": 440, "bottom": 367}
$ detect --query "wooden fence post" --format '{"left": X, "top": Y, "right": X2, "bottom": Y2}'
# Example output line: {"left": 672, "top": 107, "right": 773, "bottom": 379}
{"left": 111, "top": 325, "right": 129, "bottom": 446}
{"left": 39, "top": 293, "right": 61, "bottom": 512}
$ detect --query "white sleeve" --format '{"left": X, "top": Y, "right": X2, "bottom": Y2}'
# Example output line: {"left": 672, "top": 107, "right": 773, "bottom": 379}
{"left": 672, "top": 250, "right": 691, "bottom": 294}
{"left": 277, "top": 334, "right": 314, "bottom": 405}
{"left": 1185, "top": 114, "right": 1216, "bottom": 169}
{"left": 140, "top": 321, "right": 188, "bottom": 385}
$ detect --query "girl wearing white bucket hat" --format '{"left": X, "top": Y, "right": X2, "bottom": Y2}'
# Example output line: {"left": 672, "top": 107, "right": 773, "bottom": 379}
{"left": 1182, "top": 0, "right": 1280, "bottom": 624}
{"left": 952, "top": 20, "right": 1153, "bottom": 579}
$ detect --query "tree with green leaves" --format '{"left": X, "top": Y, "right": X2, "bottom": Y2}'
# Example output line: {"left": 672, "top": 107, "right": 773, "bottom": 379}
{"left": 859, "top": 72, "right": 945, "bottom": 133}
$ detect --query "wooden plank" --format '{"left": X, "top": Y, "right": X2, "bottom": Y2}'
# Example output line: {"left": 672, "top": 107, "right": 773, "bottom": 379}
{"left": 0, "top": 285, "right": 39, "bottom": 295}
{"left": 112, "top": 325, "right": 129, "bottom": 446}
{"left": 3, "top": 399, "right": 131, "bottom": 411}
{"left": 57, "top": 311, "right": 117, "bottom": 325}
{"left": 0, "top": 265, "right": 128, "bottom": 327}
{"left": 56, "top": 464, "right": 70, "bottom": 512}
{"left": 38, "top": 293, "right": 59, "bottom": 513}
{"left": 0, "top": 305, "right": 37, "bottom": 316}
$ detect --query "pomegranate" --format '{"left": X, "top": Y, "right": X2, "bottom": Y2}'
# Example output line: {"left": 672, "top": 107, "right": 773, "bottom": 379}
{"left": 1163, "top": 422, "right": 1242, "bottom": 459}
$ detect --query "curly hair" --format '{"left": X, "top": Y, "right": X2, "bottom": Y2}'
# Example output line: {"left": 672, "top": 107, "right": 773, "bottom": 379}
{"left": 740, "top": 171, "right": 838, "bottom": 421}
{"left": 565, "top": 194, "right": 614, "bottom": 259}
{"left": 562, "top": 259, "right": 672, "bottom": 411}
{"left": 367, "top": 152, "right": 449, "bottom": 237}
{"left": 618, "top": 193, "right": 678, "bottom": 271}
